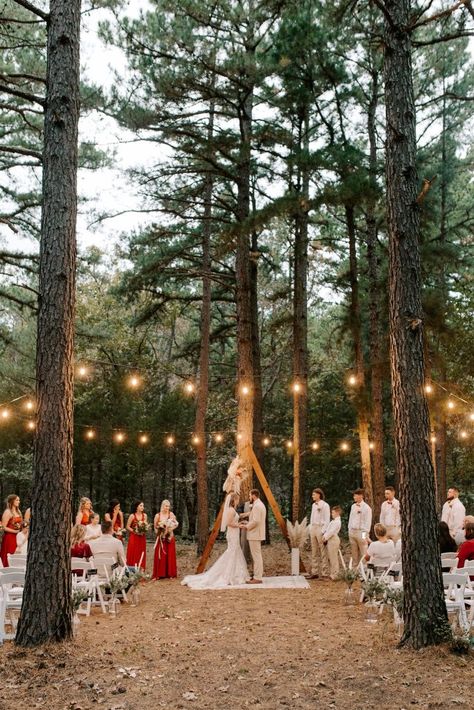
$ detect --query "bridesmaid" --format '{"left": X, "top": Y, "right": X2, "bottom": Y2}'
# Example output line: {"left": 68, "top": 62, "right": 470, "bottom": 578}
{"left": 126, "top": 501, "right": 147, "bottom": 570}
{"left": 104, "top": 499, "right": 124, "bottom": 541}
{"left": 75, "top": 497, "right": 93, "bottom": 526}
{"left": 152, "top": 499, "right": 178, "bottom": 580}
{"left": 1, "top": 494, "right": 23, "bottom": 567}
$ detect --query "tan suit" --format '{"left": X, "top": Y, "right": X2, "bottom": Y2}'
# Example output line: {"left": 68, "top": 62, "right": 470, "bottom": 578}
{"left": 246, "top": 498, "right": 266, "bottom": 580}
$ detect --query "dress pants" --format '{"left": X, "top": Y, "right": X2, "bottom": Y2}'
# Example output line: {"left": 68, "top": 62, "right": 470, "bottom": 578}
{"left": 385, "top": 526, "right": 401, "bottom": 543}
{"left": 310, "top": 524, "right": 329, "bottom": 576}
{"left": 326, "top": 536, "right": 340, "bottom": 579}
{"left": 349, "top": 530, "right": 368, "bottom": 565}
{"left": 248, "top": 539, "right": 263, "bottom": 580}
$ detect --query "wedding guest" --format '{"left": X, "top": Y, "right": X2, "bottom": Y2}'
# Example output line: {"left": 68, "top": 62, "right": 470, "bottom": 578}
{"left": 322, "top": 505, "right": 342, "bottom": 580}
{"left": 456, "top": 522, "right": 474, "bottom": 572}
{"left": 308, "top": 488, "right": 330, "bottom": 579}
{"left": 126, "top": 501, "right": 148, "bottom": 570}
{"left": 152, "top": 499, "right": 178, "bottom": 580}
{"left": 104, "top": 499, "right": 125, "bottom": 541}
{"left": 454, "top": 515, "right": 474, "bottom": 547}
{"left": 365, "top": 523, "right": 395, "bottom": 574}
{"left": 85, "top": 513, "right": 102, "bottom": 541}
{"left": 89, "top": 520, "right": 127, "bottom": 571}
{"left": 394, "top": 537, "right": 402, "bottom": 562}
{"left": 379, "top": 487, "right": 401, "bottom": 542}
{"left": 70, "top": 524, "right": 93, "bottom": 575}
{"left": 1, "top": 494, "right": 23, "bottom": 567}
{"left": 439, "top": 521, "right": 457, "bottom": 554}
{"left": 16, "top": 506, "right": 31, "bottom": 554}
{"left": 441, "top": 487, "right": 465, "bottom": 540}
{"left": 75, "top": 497, "right": 93, "bottom": 526}
{"left": 348, "top": 489, "right": 372, "bottom": 566}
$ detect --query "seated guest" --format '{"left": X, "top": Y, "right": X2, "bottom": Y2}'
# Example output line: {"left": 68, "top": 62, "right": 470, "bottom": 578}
{"left": 455, "top": 515, "right": 474, "bottom": 546}
{"left": 365, "top": 523, "right": 395, "bottom": 573}
{"left": 89, "top": 520, "right": 127, "bottom": 575}
{"left": 439, "top": 521, "right": 457, "bottom": 554}
{"left": 85, "top": 513, "right": 102, "bottom": 541}
{"left": 70, "top": 524, "right": 93, "bottom": 575}
{"left": 457, "top": 522, "right": 474, "bottom": 573}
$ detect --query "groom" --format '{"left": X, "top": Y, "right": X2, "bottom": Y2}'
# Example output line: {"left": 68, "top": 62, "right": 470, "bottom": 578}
{"left": 243, "top": 489, "right": 266, "bottom": 584}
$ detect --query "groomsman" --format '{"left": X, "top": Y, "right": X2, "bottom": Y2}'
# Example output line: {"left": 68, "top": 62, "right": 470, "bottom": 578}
{"left": 309, "top": 488, "right": 330, "bottom": 579}
{"left": 322, "top": 505, "right": 342, "bottom": 580}
{"left": 348, "top": 489, "right": 372, "bottom": 565}
{"left": 379, "top": 487, "right": 401, "bottom": 542}
{"left": 441, "top": 487, "right": 466, "bottom": 540}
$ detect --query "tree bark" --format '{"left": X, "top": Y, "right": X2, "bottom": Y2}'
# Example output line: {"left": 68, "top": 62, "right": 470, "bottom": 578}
{"left": 366, "top": 57, "right": 385, "bottom": 518}
{"left": 194, "top": 97, "right": 215, "bottom": 554}
{"left": 16, "top": 0, "right": 81, "bottom": 646}
{"left": 347, "top": 204, "right": 373, "bottom": 510}
{"left": 383, "top": 0, "right": 449, "bottom": 648}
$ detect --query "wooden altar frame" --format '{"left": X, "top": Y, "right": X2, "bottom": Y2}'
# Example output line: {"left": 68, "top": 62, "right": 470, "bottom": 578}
{"left": 196, "top": 445, "right": 306, "bottom": 574}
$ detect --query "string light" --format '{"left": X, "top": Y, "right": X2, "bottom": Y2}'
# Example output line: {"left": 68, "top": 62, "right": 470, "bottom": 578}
{"left": 469, "top": 413, "right": 474, "bottom": 421}
{"left": 128, "top": 374, "right": 141, "bottom": 389}
{"left": 424, "top": 384, "right": 433, "bottom": 394}
{"left": 292, "top": 381, "right": 302, "bottom": 394}
{"left": 184, "top": 381, "right": 195, "bottom": 395}
{"left": 24, "top": 399, "right": 35, "bottom": 411}
{"left": 311, "top": 441, "right": 319, "bottom": 451}
{"left": 369, "top": 442, "right": 375, "bottom": 451}
{"left": 114, "top": 431, "right": 125, "bottom": 444}
{"left": 214, "top": 433, "right": 223, "bottom": 443}
{"left": 240, "top": 384, "right": 250, "bottom": 396}
{"left": 286, "top": 440, "right": 293, "bottom": 449}
{"left": 430, "top": 435, "right": 437, "bottom": 444}
{"left": 26, "top": 420, "right": 35, "bottom": 431}
{"left": 236, "top": 432, "right": 243, "bottom": 441}
{"left": 459, "top": 430, "right": 468, "bottom": 440}
{"left": 191, "top": 435, "right": 200, "bottom": 446}
{"left": 138, "top": 433, "right": 149, "bottom": 445}
{"left": 0, "top": 409, "right": 10, "bottom": 420}
{"left": 85, "top": 429, "right": 96, "bottom": 440}
{"left": 340, "top": 441, "right": 350, "bottom": 452}
{"left": 347, "top": 374, "right": 357, "bottom": 386}
{"left": 447, "top": 399, "right": 455, "bottom": 410}
{"left": 166, "top": 434, "right": 175, "bottom": 446}
{"left": 77, "top": 365, "right": 88, "bottom": 378}
{"left": 262, "top": 436, "right": 271, "bottom": 447}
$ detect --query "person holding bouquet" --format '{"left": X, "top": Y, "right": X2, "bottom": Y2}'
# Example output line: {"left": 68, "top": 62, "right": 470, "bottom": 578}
{"left": 152, "top": 499, "right": 178, "bottom": 579}
{"left": 104, "top": 499, "right": 125, "bottom": 541}
{"left": 1, "top": 494, "right": 24, "bottom": 566}
{"left": 75, "top": 497, "right": 93, "bottom": 526}
{"left": 126, "top": 501, "right": 148, "bottom": 570}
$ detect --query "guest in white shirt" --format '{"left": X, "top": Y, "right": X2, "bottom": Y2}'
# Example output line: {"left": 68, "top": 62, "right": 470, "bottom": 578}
{"left": 441, "top": 487, "right": 466, "bottom": 540}
{"left": 89, "top": 520, "right": 127, "bottom": 572}
{"left": 455, "top": 515, "right": 474, "bottom": 547}
{"left": 348, "top": 488, "right": 372, "bottom": 565}
{"left": 322, "top": 506, "right": 342, "bottom": 580}
{"left": 379, "top": 487, "right": 401, "bottom": 543}
{"left": 308, "top": 488, "right": 330, "bottom": 579}
{"left": 365, "top": 523, "right": 395, "bottom": 573}
{"left": 85, "top": 513, "right": 102, "bottom": 542}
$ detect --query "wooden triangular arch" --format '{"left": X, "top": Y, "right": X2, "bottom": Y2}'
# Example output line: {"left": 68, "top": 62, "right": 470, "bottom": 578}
{"left": 196, "top": 445, "right": 305, "bottom": 573}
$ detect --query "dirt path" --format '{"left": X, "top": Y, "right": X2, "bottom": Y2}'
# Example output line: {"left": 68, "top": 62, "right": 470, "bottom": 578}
{"left": 0, "top": 540, "right": 471, "bottom": 709}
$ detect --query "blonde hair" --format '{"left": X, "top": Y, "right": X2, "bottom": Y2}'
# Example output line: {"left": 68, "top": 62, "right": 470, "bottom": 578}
{"left": 160, "top": 499, "right": 171, "bottom": 513}
{"left": 6, "top": 494, "right": 20, "bottom": 512}
{"left": 71, "top": 524, "right": 86, "bottom": 547}
{"left": 374, "top": 523, "right": 387, "bottom": 538}
{"left": 77, "top": 497, "right": 92, "bottom": 516}
{"left": 229, "top": 493, "right": 240, "bottom": 508}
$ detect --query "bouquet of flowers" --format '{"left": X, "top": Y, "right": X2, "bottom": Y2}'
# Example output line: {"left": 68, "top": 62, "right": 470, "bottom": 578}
{"left": 72, "top": 588, "right": 89, "bottom": 612}
{"left": 114, "top": 528, "right": 127, "bottom": 538}
{"left": 108, "top": 573, "right": 129, "bottom": 595}
{"left": 134, "top": 520, "right": 151, "bottom": 536}
{"left": 337, "top": 567, "right": 360, "bottom": 586}
{"left": 156, "top": 519, "right": 173, "bottom": 541}
{"left": 362, "top": 577, "right": 388, "bottom": 602}
{"left": 11, "top": 519, "right": 23, "bottom": 532}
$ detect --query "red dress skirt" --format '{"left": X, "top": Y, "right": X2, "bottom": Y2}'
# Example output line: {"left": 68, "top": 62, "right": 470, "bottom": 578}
{"left": 152, "top": 535, "right": 177, "bottom": 579}
{"left": 126, "top": 516, "right": 146, "bottom": 569}
{"left": 0, "top": 516, "right": 23, "bottom": 567}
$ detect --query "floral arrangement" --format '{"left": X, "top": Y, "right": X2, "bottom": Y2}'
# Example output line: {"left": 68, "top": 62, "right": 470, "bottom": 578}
{"left": 156, "top": 519, "right": 176, "bottom": 541}
{"left": 134, "top": 520, "right": 151, "bottom": 536}
{"left": 384, "top": 586, "right": 403, "bottom": 615}
{"left": 127, "top": 568, "right": 149, "bottom": 588}
{"left": 286, "top": 517, "right": 309, "bottom": 549}
{"left": 114, "top": 528, "right": 127, "bottom": 538}
{"left": 108, "top": 573, "right": 129, "bottom": 595}
{"left": 337, "top": 567, "right": 360, "bottom": 585}
{"left": 72, "top": 588, "right": 89, "bottom": 612}
{"left": 362, "top": 577, "right": 388, "bottom": 602}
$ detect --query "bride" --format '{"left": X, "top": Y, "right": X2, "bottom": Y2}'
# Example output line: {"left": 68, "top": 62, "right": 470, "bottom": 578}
{"left": 181, "top": 492, "right": 249, "bottom": 589}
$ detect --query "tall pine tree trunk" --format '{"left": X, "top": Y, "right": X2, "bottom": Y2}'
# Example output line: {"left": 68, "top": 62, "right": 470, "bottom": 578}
{"left": 195, "top": 98, "right": 215, "bottom": 554}
{"left": 383, "top": 0, "right": 448, "bottom": 648}
{"left": 366, "top": 58, "right": 385, "bottom": 517}
{"left": 16, "top": 0, "right": 81, "bottom": 646}
{"left": 346, "top": 204, "right": 373, "bottom": 509}
{"left": 292, "top": 110, "right": 309, "bottom": 522}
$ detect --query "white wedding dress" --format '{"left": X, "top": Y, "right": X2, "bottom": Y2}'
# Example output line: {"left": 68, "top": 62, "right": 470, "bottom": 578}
{"left": 182, "top": 510, "right": 249, "bottom": 589}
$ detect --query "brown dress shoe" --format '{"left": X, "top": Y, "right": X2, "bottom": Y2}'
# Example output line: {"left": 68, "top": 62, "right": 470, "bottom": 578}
{"left": 308, "top": 574, "right": 319, "bottom": 580}
{"left": 246, "top": 578, "right": 263, "bottom": 584}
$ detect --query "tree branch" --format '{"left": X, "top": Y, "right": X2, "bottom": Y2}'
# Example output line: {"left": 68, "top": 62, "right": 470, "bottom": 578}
{"left": 411, "top": 0, "right": 469, "bottom": 29}
{"left": 0, "top": 83, "right": 45, "bottom": 107}
{"left": 11, "top": 0, "right": 49, "bottom": 21}
{"left": 0, "top": 145, "right": 42, "bottom": 160}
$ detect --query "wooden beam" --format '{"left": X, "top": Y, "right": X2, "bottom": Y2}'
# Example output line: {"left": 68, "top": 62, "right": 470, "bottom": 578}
{"left": 195, "top": 498, "right": 225, "bottom": 573}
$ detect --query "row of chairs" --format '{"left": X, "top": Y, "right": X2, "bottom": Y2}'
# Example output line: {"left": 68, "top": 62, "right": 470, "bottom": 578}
{"left": 1, "top": 551, "right": 144, "bottom": 643}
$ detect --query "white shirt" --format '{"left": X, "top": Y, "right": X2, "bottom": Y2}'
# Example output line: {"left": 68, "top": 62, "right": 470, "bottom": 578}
{"left": 380, "top": 499, "right": 401, "bottom": 529}
{"left": 367, "top": 539, "right": 395, "bottom": 568}
{"left": 85, "top": 523, "right": 102, "bottom": 541}
{"left": 394, "top": 538, "right": 402, "bottom": 562}
{"left": 323, "top": 517, "right": 341, "bottom": 541}
{"left": 348, "top": 501, "right": 372, "bottom": 533}
{"left": 441, "top": 497, "right": 466, "bottom": 537}
{"left": 310, "top": 500, "right": 330, "bottom": 529}
{"left": 89, "top": 534, "right": 126, "bottom": 567}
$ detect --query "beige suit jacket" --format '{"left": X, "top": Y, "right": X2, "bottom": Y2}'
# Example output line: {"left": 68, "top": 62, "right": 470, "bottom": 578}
{"left": 246, "top": 499, "right": 266, "bottom": 541}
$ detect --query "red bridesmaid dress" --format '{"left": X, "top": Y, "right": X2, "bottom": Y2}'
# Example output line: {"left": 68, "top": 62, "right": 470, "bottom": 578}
{"left": 152, "top": 515, "right": 178, "bottom": 579}
{"left": 113, "top": 514, "right": 124, "bottom": 541}
{"left": 81, "top": 512, "right": 91, "bottom": 525}
{"left": 0, "top": 515, "right": 23, "bottom": 567}
{"left": 126, "top": 514, "right": 146, "bottom": 569}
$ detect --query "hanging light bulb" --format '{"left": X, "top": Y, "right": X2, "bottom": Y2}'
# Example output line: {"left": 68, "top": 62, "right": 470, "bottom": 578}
{"left": 26, "top": 420, "right": 36, "bottom": 431}
{"left": 0, "top": 409, "right": 10, "bottom": 420}
{"left": 311, "top": 441, "right": 319, "bottom": 451}
{"left": 114, "top": 431, "right": 125, "bottom": 444}
{"left": 24, "top": 399, "right": 35, "bottom": 411}
{"left": 459, "top": 430, "right": 468, "bottom": 440}
{"left": 85, "top": 429, "right": 96, "bottom": 440}
{"left": 262, "top": 436, "right": 271, "bottom": 447}
{"left": 166, "top": 434, "right": 175, "bottom": 446}
{"left": 447, "top": 399, "right": 455, "bottom": 410}
{"left": 236, "top": 432, "right": 243, "bottom": 441}
{"left": 340, "top": 441, "right": 350, "bottom": 452}
{"left": 369, "top": 442, "right": 375, "bottom": 451}
{"left": 424, "top": 383, "right": 433, "bottom": 394}
{"left": 77, "top": 364, "right": 88, "bottom": 378}
{"left": 128, "top": 374, "right": 141, "bottom": 389}
{"left": 214, "top": 433, "right": 223, "bottom": 443}
{"left": 430, "top": 434, "right": 437, "bottom": 444}
{"left": 286, "top": 440, "right": 293, "bottom": 449}
{"left": 240, "top": 384, "right": 250, "bottom": 396}
{"left": 469, "top": 412, "right": 474, "bottom": 421}
{"left": 184, "top": 381, "right": 195, "bottom": 395}
{"left": 292, "top": 381, "right": 302, "bottom": 394}
{"left": 138, "top": 433, "right": 149, "bottom": 445}
{"left": 347, "top": 374, "right": 357, "bottom": 386}
{"left": 192, "top": 434, "right": 200, "bottom": 446}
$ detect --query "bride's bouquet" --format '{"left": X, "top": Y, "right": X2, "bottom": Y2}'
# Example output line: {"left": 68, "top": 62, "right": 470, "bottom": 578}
{"left": 134, "top": 520, "right": 151, "bottom": 536}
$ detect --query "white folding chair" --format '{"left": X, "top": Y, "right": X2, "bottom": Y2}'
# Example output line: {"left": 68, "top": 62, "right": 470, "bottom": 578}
{"left": 441, "top": 552, "right": 457, "bottom": 559}
{"left": 441, "top": 557, "right": 457, "bottom": 572}
{"left": 7, "top": 554, "right": 27, "bottom": 568}
{"left": 443, "top": 573, "right": 469, "bottom": 632}
{"left": 0, "top": 569, "right": 25, "bottom": 643}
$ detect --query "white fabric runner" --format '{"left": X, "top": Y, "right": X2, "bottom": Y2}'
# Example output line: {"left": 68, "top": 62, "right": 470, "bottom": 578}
{"left": 183, "top": 575, "right": 310, "bottom": 590}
